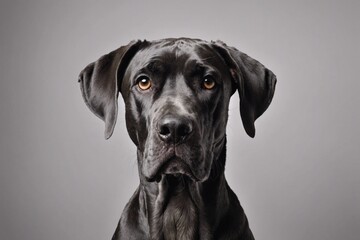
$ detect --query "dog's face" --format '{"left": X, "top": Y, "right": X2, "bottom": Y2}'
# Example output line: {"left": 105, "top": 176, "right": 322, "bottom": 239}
{"left": 79, "top": 38, "right": 276, "bottom": 183}
{"left": 121, "top": 39, "right": 234, "bottom": 182}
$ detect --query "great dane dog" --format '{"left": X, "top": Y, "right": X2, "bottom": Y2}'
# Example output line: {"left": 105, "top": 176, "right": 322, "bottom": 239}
{"left": 78, "top": 38, "right": 276, "bottom": 240}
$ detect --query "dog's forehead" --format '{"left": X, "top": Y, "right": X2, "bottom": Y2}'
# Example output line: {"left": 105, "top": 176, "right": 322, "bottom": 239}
{"left": 130, "top": 38, "right": 220, "bottom": 69}
{"left": 148, "top": 38, "right": 206, "bottom": 52}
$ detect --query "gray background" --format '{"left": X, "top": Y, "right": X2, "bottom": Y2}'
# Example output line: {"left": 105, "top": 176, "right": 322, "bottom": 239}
{"left": 1, "top": 0, "right": 359, "bottom": 239}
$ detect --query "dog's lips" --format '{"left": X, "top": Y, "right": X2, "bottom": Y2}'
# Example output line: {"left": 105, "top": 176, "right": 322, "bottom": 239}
{"left": 150, "top": 156, "right": 199, "bottom": 182}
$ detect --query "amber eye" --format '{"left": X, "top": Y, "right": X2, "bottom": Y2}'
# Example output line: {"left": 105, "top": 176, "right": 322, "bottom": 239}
{"left": 202, "top": 76, "right": 216, "bottom": 90}
{"left": 137, "top": 77, "right": 152, "bottom": 90}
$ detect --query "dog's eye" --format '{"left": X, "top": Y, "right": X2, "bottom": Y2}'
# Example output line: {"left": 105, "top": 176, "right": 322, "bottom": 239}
{"left": 137, "top": 77, "right": 152, "bottom": 91}
{"left": 202, "top": 76, "right": 216, "bottom": 90}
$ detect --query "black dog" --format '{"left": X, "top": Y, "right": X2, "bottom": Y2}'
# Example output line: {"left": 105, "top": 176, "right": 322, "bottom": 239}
{"left": 79, "top": 38, "right": 276, "bottom": 240}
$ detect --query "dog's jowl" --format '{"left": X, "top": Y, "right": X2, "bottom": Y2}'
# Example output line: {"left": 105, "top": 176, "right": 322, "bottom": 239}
{"left": 78, "top": 38, "right": 276, "bottom": 240}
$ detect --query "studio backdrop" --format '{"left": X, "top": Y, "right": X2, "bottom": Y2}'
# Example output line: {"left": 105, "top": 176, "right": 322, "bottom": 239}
{"left": 0, "top": 1, "right": 359, "bottom": 240}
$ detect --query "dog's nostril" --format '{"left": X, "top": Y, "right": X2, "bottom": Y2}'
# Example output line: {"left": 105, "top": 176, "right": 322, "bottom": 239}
{"left": 178, "top": 124, "right": 192, "bottom": 137}
{"left": 159, "top": 125, "right": 171, "bottom": 136}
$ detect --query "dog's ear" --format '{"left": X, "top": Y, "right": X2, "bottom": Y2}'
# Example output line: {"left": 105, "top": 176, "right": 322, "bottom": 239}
{"left": 78, "top": 40, "right": 142, "bottom": 139}
{"left": 212, "top": 41, "right": 277, "bottom": 138}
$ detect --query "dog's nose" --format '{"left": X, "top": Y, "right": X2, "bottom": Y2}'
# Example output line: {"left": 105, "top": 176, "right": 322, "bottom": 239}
{"left": 157, "top": 116, "right": 193, "bottom": 144}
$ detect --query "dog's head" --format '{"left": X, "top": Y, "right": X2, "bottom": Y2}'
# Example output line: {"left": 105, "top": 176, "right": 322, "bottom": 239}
{"left": 79, "top": 38, "right": 276, "bottom": 183}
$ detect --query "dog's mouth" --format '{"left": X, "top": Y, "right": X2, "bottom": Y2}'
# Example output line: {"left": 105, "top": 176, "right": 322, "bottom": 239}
{"left": 150, "top": 156, "right": 199, "bottom": 183}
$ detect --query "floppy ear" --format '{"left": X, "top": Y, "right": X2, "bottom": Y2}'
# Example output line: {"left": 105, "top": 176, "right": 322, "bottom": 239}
{"left": 78, "top": 40, "right": 142, "bottom": 139}
{"left": 212, "top": 41, "right": 277, "bottom": 138}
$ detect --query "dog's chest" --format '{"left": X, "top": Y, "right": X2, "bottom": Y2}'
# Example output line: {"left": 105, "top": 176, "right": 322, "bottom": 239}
{"left": 162, "top": 189, "right": 199, "bottom": 240}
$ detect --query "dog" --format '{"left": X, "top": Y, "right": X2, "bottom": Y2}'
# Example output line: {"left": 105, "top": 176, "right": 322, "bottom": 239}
{"left": 78, "top": 38, "right": 276, "bottom": 240}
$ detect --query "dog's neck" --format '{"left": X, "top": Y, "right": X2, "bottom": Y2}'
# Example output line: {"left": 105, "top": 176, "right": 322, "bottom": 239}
{"left": 139, "top": 140, "right": 231, "bottom": 240}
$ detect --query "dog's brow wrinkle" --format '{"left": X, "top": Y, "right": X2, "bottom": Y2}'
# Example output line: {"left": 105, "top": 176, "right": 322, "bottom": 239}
{"left": 147, "top": 60, "right": 165, "bottom": 73}
{"left": 199, "top": 56, "right": 216, "bottom": 61}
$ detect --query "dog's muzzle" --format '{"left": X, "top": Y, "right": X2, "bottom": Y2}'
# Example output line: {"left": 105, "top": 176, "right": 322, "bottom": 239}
{"left": 145, "top": 114, "right": 200, "bottom": 182}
